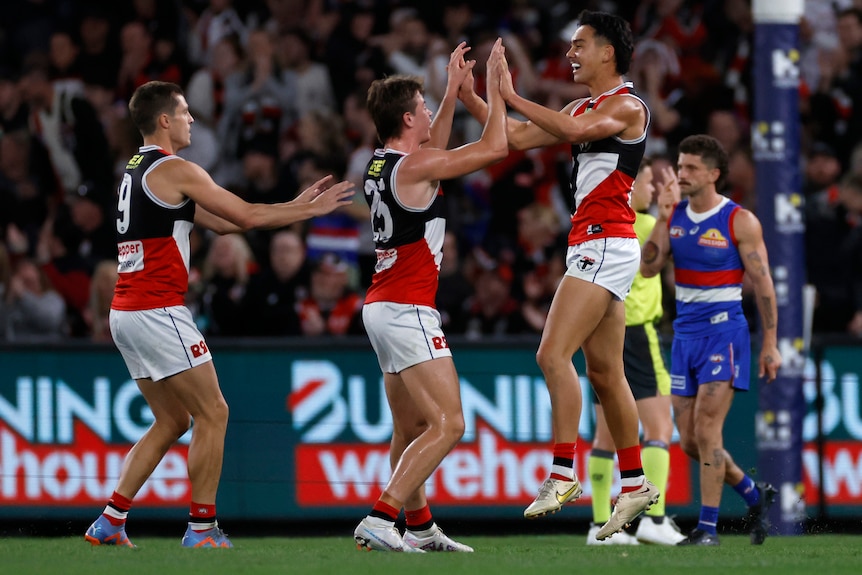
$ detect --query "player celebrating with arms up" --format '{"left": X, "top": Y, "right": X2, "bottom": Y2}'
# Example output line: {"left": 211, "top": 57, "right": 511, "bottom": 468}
{"left": 352, "top": 40, "right": 508, "bottom": 552}
{"left": 459, "top": 11, "right": 658, "bottom": 540}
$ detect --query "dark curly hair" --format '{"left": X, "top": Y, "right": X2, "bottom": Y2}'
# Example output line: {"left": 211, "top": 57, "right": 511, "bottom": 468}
{"left": 679, "top": 134, "right": 730, "bottom": 191}
{"left": 577, "top": 10, "right": 634, "bottom": 76}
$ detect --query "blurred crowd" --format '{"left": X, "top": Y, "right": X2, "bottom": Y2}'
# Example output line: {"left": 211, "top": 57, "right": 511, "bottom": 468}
{"left": 1, "top": 0, "right": 862, "bottom": 343}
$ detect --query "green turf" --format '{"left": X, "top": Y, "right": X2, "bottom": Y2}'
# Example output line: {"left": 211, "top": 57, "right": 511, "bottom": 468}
{"left": 1, "top": 534, "right": 860, "bottom": 575}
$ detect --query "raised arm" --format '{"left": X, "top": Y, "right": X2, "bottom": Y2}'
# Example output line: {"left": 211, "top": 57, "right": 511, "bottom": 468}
{"left": 425, "top": 42, "right": 475, "bottom": 150}
{"left": 641, "top": 165, "right": 678, "bottom": 278}
{"left": 396, "top": 39, "right": 509, "bottom": 205}
{"left": 733, "top": 209, "right": 782, "bottom": 382}
{"left": 457, "top": 44, "right": 572, "bottom": 151}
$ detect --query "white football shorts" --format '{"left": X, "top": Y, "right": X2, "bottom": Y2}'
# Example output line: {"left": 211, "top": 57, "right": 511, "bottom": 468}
{"left": 362, "top": 301, "right": 452, "bottom": 374}
{"left": 565, "top": 236, "right": 640, "bottom": 301}
{"left": 110, "top": 305, "right": 213, "bottom": 382}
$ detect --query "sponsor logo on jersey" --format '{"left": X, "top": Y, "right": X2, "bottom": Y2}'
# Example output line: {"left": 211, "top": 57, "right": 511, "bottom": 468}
{"left": 669, "top": 226, "right": 685, "bottom": 238}
{"left": 697, "top": 228, "right": 729, "bottom": 248}
{"left": 125, "top": 154, "right": 144, "bottom": 169}
{"left": 587, "top": 224, "right": 603, "bottom": 235}
{"left": 710, "top": 354, "right": 724, "bottom": 363}
{"left": 117, "top": 241, "right": 145, "bottom": 273}
{"left": 367, "top": 159, "right": 385, "bottom": 177}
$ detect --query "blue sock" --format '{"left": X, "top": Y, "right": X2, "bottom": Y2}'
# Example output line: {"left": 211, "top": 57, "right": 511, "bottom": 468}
{"left": 697, "top": 506, "right": 720, "bottom": 535}
{"left": 733, "top": 476, "right": 761, "bottom": 507}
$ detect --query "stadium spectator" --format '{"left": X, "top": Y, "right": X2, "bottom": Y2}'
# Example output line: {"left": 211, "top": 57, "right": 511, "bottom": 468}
{"left": 805, "top": 171, "right": 862, "bottom": 335}
{"left": 276, "top": 27, "right": 336, "bottom": 117}
{"left": 323, "top": 4, "right": 390, "bottom": 108}
{"left": 216, "top": 27, "right": 297, "bottom": 188}
{"left": 65, "top": 180, "right": 118, "bottom": 273}
{"left": 297, "top": 252, "right": 363, "bottom": 337}
{"left": 0, "top": 257, "right": 66, "bottom": 341}
{"left": 198, "top": 232, "right": 256, "bottom": 336}
{"left": 85, "top": 258, "right": 118, "bottom": 342}
{"left": 462, "top": 252, "right": 527, "bottom": 339}
{"left": 187, "top": 0, "right": 248, "bottom": 68}
{"left": 34, "top": 211, "right": 92, "bottom": 337}
{"left": 0, "top": 129, "right": 57, "bottom": 252}
{"left": 241, "top": 228, "right": 308, "bottom": 336}
{"left": 19, "top": 52, "right": 114, "bottom": 198}
{"left": 75, "top": 4, "right": 122, "bottom": 91}
{"left": 641, "top": 134, "right": 780, "bottom": 546}
{"left": 435, "top": 231, "right": 473, "bottom": 334}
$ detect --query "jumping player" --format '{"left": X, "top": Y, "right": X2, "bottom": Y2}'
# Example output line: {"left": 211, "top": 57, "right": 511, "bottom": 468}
{"left": 587, "top": 158, "right": 685, "bottom": 546}
{"left": 458, "top": 10, "right": 658, "bottom": 540}
{"left": 84, "top": 81, "right": 353, "bottom": 548}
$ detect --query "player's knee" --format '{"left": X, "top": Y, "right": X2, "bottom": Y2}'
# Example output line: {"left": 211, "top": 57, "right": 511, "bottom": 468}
{"left": 679, "top": 436, "right": 699, "bottom": 459}
{"left": 443, "top": 412, "right": 465, "bottom": 445}
{"left": 159, "top": 414, "right": 191, "bottom": 440}
{"left": 535, "top": 347, "right": 566, "bottom": 376}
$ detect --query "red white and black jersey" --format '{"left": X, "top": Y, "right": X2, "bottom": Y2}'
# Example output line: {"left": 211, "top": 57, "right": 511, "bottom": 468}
{"left": 568, "top": 82, "right": 649, "bottom": 245}
{"left": 363, "top": 148, "right": 445, "bottom": 308}
{"left": 112, "top": 145, "right": 195, "bottom": 311}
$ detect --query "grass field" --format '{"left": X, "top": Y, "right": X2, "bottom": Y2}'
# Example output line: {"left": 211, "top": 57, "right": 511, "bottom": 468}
{"left": 2, "top": 534, "right": 861, "bottom": 575}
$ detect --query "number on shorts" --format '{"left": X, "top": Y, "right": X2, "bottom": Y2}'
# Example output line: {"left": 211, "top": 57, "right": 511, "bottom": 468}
{"left": 365, "top": 178, "right": 393, "bottom": 243}
{"left": 117, "top": 173, "right": 132, "bottom": 234}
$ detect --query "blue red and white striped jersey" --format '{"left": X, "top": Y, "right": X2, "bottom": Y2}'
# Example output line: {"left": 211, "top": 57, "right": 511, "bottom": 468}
{"left": 668, "top": 196, "right": 748, "bottom": 337}
{"left": 568, "top": 82, "right": 648, "bottom": 245}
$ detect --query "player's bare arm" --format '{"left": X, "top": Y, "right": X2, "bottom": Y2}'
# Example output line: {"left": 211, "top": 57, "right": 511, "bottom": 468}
{"left": 424, "top": 42, "right": 474, "bottom": 150}
{"left": 150, "top": 160, "right": 354, "bottom": 231}
{"left": 505, "top": 89, "right": 644, "bottom": 146}
{"left": 733, "top": 209, "right": 782, "bottom": 381}
{"left": 398, "top": 39, "right": 509, "bottom": 208}
{"left": 456, "top": 47, "right": 575, "bottom": 151}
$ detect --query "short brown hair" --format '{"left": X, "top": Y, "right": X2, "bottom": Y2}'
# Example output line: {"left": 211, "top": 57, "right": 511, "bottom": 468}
{"left": 129, "top": 81, "right": 184, "bottom": 136}
{"left": 678, "top": 134, "right": 729, "bottom": 191}
{"left": 366, "top": 75, "right": 424, "bottom": 144}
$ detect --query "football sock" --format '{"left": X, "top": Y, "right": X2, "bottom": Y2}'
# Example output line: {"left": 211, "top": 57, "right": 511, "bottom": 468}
{"left": 370, "top": 500, "right": 400, "bottom": 523}
{"left": 550, "top": 442, "right": 576, "bottom": 481}
{"left": 405, "top": 504, "right": 434, "bottom": 532}
{"left": 617, "top": 445, "right": 646, "bottom": 494}
{"left": 697, "top": 505, "right": 719, "bottom": 535}
{"left": 733, "top": 475, "right": 761, "bottom": 507}
{"left": 588, "top": 449, "right": 614, "bottom": 524}
{"left": 102, "top": 491, "right": 132, "bottom": 526}
{"left": 189, "top": 501, "right": 216, "bottom": 531}
{"left": 642, "top": 440, "right": 670, "bottom": 517}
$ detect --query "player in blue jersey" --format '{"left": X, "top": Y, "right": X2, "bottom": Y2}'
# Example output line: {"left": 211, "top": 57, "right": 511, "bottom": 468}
{"left": 640, "top": 135, "right": 781, "bottom": 546}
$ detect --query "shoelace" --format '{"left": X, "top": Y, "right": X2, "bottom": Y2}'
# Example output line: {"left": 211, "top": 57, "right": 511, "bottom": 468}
{"left": 536, "top": 479, "right": 557, "bottom": 498}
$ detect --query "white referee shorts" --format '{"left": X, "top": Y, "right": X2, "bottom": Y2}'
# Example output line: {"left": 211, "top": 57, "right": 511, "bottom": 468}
{"left": 110, "top": 305, "right": 213, "bottom": 382}
{"left": 565, "top": 236, "right": 640, "bottom": 301}
{"left": 362, "top": 301, "right": 452, "bottom": 374}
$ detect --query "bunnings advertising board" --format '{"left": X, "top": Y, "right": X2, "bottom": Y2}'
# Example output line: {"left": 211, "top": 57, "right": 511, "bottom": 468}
{"left": 0, "top": 341, "right": 858, "bottom": 521}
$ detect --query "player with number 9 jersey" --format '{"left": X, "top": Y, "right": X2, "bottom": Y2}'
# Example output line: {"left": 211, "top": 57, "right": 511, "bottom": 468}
{"left": 112, "top": 146, "right": 195, "bottom": 311}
